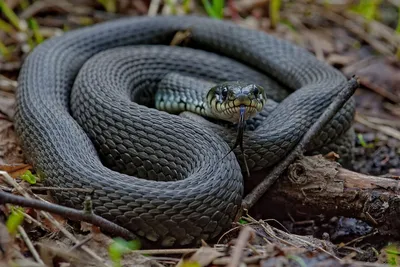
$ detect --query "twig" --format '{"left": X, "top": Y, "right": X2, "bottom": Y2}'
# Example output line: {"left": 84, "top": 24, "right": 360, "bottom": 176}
{"left": 217, "top": 225, "right": 242, "bottom": 244}
{"left": 242, "top": 77, "right": 359, "bottom": 209}
{"left": 358, "top": 76, "right": 400, "bottom": 103}
{"left": 355, "top": 114, "right": 400, "bottom": 141}
{"left": 0, "top": 190, "right": 136, "bottom": 240}
{"left": 0, "top": 171, "right": 109, "bottom": 266}
{"left": 228, "top": 226, "right": 254, "bottom": 267}
{"left": 68, "top": 234, "right": 93, "bottom": 252}
{"left": 18, "top": 225, "right": 45, "bottom": 265}
{"left": 339, "top": 230, "right": 379, "bottom": 248}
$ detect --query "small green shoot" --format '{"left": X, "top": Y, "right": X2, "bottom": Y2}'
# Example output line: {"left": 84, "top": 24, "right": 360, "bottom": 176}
{"left": 28, "top": 18, "right": 43, "bottom": 45}
{"left": 19, "top": 0, "right": 30, "bottom": 10}
{"left": 239, "top": 218, "right": 248, "bottom": 224}
{"left": 108, "top": 238, "right": 141, "bottom": 267}
{"left": 0, "top": 0, "right": 25, "bottom": 31}
{"left": 351, "top": 0, "right": 382, "bottom": 22}
{"left": 20, "top": 170, "right": 37, "bottom": 184}
{"left": 269, "top": 0, "right": 281, "bottom": 29}
{"left": 180, "top": 262, "right": 201, "bottom": 267}
{"left": 357, "top": 134, "right": 374, "bottom": 149}
{"left": 385, "top": 243, "right": 400, "bottom": 266}
{"left": 6, "top": 207, "right": 24, "bottom": 235}
{"left": 78, "top": 17, "right": 94, "bottom": 26}
{"left": 201, "top": 0, "right": 224, "bottom": 19}
{"left": 0, "top": 18, "right": 13, "bottom": 33}
{"left": 0, "top": 41, "right": 11, "bottom": 59}
{"left": 97, "top": 0, "right": 116, "bottom": 13}
{"left": 183, "top": 0, "right": 192, "bottom": 13}
{"left": 165, "top": 0, "right": 178, "bottom": 15}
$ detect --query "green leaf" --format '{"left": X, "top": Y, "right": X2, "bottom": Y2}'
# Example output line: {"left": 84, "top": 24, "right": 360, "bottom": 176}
{"left": 386, "top": 244, "right": 400, "bottom": 266}
{"left": 180, "top": 261, "right": 201, "bottom": 267}
{"left": 6, "top": 207, "right": 24, "bottom": 235}
{"left": 28, "top": 18, "right": 43, "bottom": 45}
{"left": 0, "top": 18, "right": 13, "bottom": 33}
{"left": 20, "top": 170, "right": 37, "bottom": 184}
{"left": 108, "top": 238, "right": 141, "bottom": 267}
{"left": 0, "top": 0, "right": 24, "bottom": 31}
{"left": 357, "top": 134, "right": 374, "bottom": 149}
{"left": 97, "top": 0, "right": 116, "bottom": 13}
{"left": 239, "top": 218, "right": 248, "bottom": 224}
{"left": 269, "top": 0, "right": 281, "bottom": 28}
{"left": 202, "top": 0, "right": 224, "bottom": 19}
{"left": 0, "top": 40, "right": 11, "bottom": 59}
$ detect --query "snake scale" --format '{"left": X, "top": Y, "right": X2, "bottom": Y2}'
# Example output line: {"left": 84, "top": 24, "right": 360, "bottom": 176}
{"left": 14, "top": 16, "right": 355, "bottom": 247}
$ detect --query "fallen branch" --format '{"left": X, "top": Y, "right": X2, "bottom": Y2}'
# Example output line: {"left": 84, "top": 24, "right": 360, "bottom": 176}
{"left": 252, "top": 155, "right": 400, "bottom": 238}
{"left": 0, "top": 171, "right": 109, "bottom": 265}
{"left": 242, "top": 77, "right": 359, "bottom": 209}
{"left": 0, "top": 190, "right": 137, "bottom": 241}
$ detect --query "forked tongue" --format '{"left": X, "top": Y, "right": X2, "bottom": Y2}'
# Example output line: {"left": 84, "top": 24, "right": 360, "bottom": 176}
{"left": 222, "top": 105, "right": 250, "bottom": 177}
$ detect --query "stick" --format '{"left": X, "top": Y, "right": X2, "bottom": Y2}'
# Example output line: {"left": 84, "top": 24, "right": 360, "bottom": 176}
{"left": 18, "top": 225, "right": 45, "bottom": 265}
{"left": 0, "top": 190, "right": 137, "bottom": 241}
{"left": 242, "top": 77, "right": 359, "bottom": 209}
{"left": 227, "top": 226, "right": 254, "bottom": 267}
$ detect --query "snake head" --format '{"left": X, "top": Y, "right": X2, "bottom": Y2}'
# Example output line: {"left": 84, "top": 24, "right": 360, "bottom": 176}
{"left": 206, "top": 81, "right": 266, "bottom": 123}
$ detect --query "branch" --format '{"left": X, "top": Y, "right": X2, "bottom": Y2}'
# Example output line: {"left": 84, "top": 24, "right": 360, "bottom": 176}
{"left": 0, "top": 190, "right": 137, "bottom": 240}
{"left": 252, "top": 155, "right": 400, "bottom": 238}
{"left": 242, "top": 77, "right": 359, "bottom": 209}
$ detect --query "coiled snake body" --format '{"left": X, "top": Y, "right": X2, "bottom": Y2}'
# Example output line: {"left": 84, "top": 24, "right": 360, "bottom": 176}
{"left": 15, "top": 16, "right": 355, "bottom": 247}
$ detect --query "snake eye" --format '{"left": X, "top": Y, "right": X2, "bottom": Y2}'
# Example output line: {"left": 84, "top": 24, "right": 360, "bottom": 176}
{"left": 221, "top": 88, "right": 228, "bottom": 100}
{"left": 253, "top": 87, "right": 259, "bottom": 96}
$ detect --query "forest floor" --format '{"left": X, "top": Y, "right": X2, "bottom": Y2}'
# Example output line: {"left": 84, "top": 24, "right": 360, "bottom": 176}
{"left": 1, "top": 0, "right": 400, "bottom": 266}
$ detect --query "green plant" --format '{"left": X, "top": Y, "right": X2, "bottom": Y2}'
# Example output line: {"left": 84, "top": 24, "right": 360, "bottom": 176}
{"left": 269, "top": 0, "right": 281, "bottom": 29}
{"left": 6, "top": 207, "right": 24, "bottom": 235}
{"left": 97, "top": 0, "right": 116, "bottom": 13}
{"left": 108, "top": 238, "right": 141, "bottom": 267}
{"left": 28, "top": 18, "right": 43, "bottom": 45}
{"left": 351, "top": 0, "right": 382, "bottom": 22}
{"left": 201, "top": 0, "right": 224, "bottom": 19}
{"left": 357, "top": 134, "right": 374, "bottom": 148}
{"left": 0, "top": 0, "right": 24, "bottom": 30}
{"left": 20, "top": 170, "right": 37, "bottom": 184}
{"left": 385, "top": 243, "right": 400, "bottom": 266}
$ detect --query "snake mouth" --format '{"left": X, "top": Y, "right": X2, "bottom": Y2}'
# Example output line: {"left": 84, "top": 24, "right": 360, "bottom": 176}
{"left": 217, "top": 103, "right": 260, "bottom": 122}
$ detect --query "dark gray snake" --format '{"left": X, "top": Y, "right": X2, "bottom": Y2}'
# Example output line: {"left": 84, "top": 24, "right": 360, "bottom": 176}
{"left": 15, "top": 16, "right": 355, "bottom": 247}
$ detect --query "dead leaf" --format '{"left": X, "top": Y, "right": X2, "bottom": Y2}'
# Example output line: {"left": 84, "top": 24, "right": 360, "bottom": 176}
{"left": 0, "top": 164, "right": 32, "bottom": 178}
{"left": 176, "top": 246, "right": 223, "bottom": 267}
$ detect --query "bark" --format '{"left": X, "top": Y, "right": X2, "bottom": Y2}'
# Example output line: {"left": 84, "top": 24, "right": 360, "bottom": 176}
{"left": 248, "top": 155, "right": 400, "bottom": 237}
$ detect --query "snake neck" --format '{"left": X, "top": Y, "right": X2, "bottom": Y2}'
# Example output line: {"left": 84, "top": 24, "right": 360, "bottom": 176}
{"left": 155, "top": 86, "right": 214, "bottom": 118}
{"left": 155, "top": 73, "right": 216, "bottom": 119}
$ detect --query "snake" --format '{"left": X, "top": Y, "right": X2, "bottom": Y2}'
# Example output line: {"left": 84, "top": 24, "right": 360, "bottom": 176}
{"left": 14, "top": 16, "right": 356, "bottom": 247}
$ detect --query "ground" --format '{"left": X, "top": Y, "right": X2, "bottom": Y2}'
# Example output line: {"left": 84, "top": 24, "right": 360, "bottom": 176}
{"left": 1, "top": 1, "right": 400, "bottom": 266}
